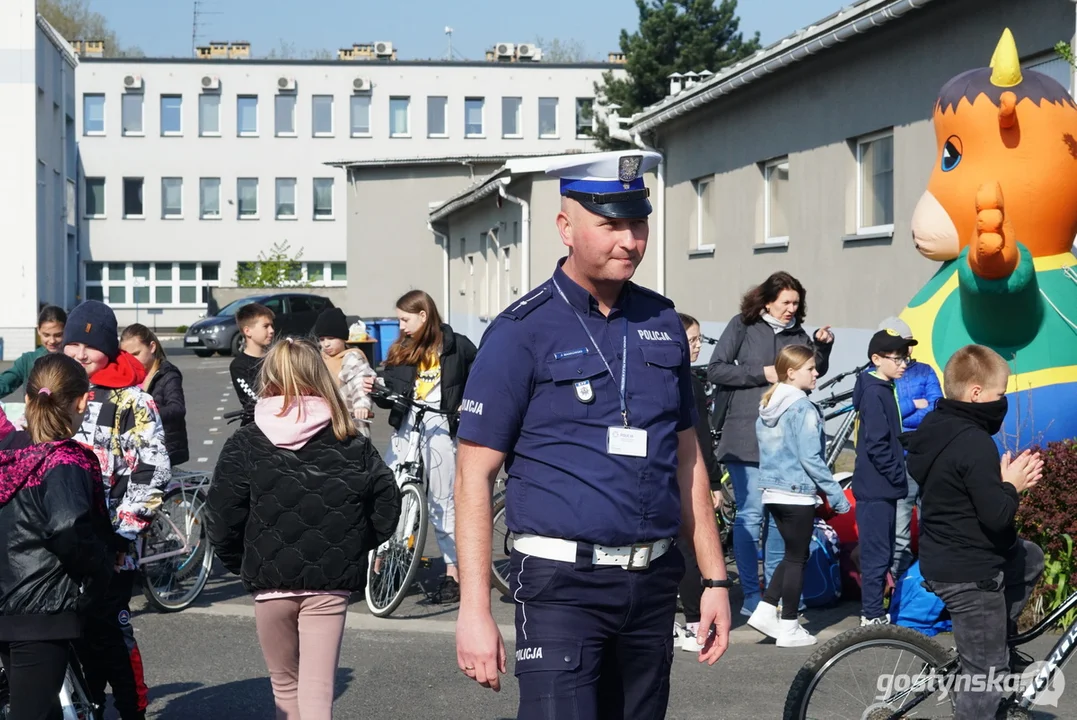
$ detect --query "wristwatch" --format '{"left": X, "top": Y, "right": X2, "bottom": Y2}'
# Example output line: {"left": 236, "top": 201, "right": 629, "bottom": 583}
{"left": 701, "top": 577, "right": 735, "bottom": 589}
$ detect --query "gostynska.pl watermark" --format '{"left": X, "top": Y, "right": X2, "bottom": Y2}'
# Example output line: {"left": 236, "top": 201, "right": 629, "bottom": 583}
{"left": 875, "top": 662, "right": 1065, "bottom": 707}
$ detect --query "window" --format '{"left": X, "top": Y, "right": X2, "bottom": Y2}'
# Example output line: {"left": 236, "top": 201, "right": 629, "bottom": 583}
{"left": 237, "top": 96, "right": 258, "bottom": 136}
{"left": 84, "top": 178, "right": 105, "bottom": 217}
{"left": 275, "top": 94, "right": 296, "bottom": 136}
{"left": 83, "top": 94, "right": 104, "bottom": 134}
{"left": 160, "top": 95, "right": 182, "bottom": 135}
{"left": 122, "top": 177, "right": 144, "bottom": 218}
{"left": 764, "top": 158, "right": 789, "bottom": 244}
{"left": 275, "top": 178, "right": 296, "bottom": 218}
{"left": 312, "top": 95, "right": 333, "bottom": 136}
{"left": 199, "top": 178, "right": 220, "bottom": 219}
{"left": 237, "top": 178, "right": 258, "bottom": 218}
{"left": 390, "top": 97, "right": 410, "bottom": 137}
{"left": 299, "top": 262, "right": 347, "bottom": 286}
{"left": 199, "top": 93, "right": 220, "bottom": 136}
{"left": 691, "top": 177, "right": 714, "bottom": 251}
{"left": 331, "top": 262, "right": 346, "bottom": 282}
{"left": 538, "top": 97, "right": 558, "bottom": 138}
{"left": 161, "top": 178, "right": 183, "bottom": 218}
{"left": 121, "top": 93, "right": 143, "bottom": 135}
{"left": 427, "top": 96, "right": 447, "bottom": 137}
{"left": 575, "top": 98, "right": 594, "bottom": 137}
{"left": 313, "top": 178, "right": 333, "bottom": 218}
{"left": 84, "top": 261, "right": 221, "bottom": 307}
{"left": 465, "top": 97, "right": 484, "bottom": 137}
{"left": 66, "top": 179, "right": 76, "bottom": 226}
{"left": 857, "top": 132, "right": 894, "bottom": 233}
{"left": 502, "top": 97, "right": 522, "bottom": 137}
{"left": 350, "top": 95, "right": 370, "bottom": 136}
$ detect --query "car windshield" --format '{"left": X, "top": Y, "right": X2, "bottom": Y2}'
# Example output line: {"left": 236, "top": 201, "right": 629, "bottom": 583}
{"left": 215, "top": 297, "right": 264, "bottom": 317}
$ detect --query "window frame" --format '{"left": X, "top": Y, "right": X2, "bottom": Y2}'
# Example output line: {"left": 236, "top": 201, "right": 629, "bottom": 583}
{"left": 575, "top": 97, "right": 594, "bottom": 138}
{"left": 121, "top": 92, "right": 144, "bottom": 136}
{"left": 84, "top": 177, "right": 106, "bottom": 218}
{"left": 83, "top": 261, "right": 221, "bottom": 309}
{"left": 855, "top": 129, "right": 896, "bottom": 235}
{"left": 198, "top": 92, "right": 221, "bottom": 136}
{"left": 464, "top": 97, "right": 485, "bottom": 138}
{"left": 237, "top": 95, "right": 259, "bottom": 137}
{"left": 538, "top": 97, "right": 559, "bottom": 139}
{"left": 312, "top": 178, "right": 334, "bottom": 220}
{"left": 275, "top": 177, "right": 297, "bottom": 220}
{"left": 275, "top": 93, "right": 297, "bottom": 137}
{"left": 350, "top": 94, "right": 371, "bottom": 137}
{"left": 161, "top": 177, "right": 183, "bottom": 219}
{"left": 691, "top": 176, "right": 715, "bottom": 253}
{"left": 311, "top": 94, "right": 334, "bottom": 137}
{"left": 763, "top": 157, "right": 790, "bottom": 245}
{"left": 160, "top": 94, "right": 183, "bottom": 136}
{"left": 427, "top": 96, "right": 448, "bottom": 138}
{"left": 501, "top": 96, "right": 522, "bottom": 139}
{"left": 389, "top": 96, "right": 411, "bottom": 138}
{"left": 199, "top": 177, "right": 221, "bottom": 220}
{"left": 122, "top": 177, "right": 145, "bottom": 219}
{"left": 82, "top": 94, "right": 105, "bottom": 135}
{"left": 237, "top": 177, "right": 259, "bottom": 219}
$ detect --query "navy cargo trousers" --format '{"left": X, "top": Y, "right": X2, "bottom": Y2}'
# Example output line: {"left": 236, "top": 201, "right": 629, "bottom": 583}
{"left": 509, "top": 544, "right": 685, "bottom": 720}
{"left": 856, "top": 499, "right": 897, "bottom": 621}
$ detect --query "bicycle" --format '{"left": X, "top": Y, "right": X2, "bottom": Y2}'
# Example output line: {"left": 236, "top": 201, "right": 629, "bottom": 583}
{"left": 783, "top": 587, "right": 1077, "bottom": 719}
{"left": 0, "top": 642, "right": 97, "bottom": 719}
{"left": 364, "top": 388, "right": 453, "bottom": 618}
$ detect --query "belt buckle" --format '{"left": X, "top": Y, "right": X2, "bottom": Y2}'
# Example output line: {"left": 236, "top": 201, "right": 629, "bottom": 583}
{"left": 627, "top": 542, "right": 653, "bottom": 571}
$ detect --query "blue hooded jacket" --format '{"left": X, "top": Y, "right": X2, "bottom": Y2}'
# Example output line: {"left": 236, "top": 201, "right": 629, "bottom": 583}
{"left": 851, "top": 371, "right": 908, "bottom": 501}
{"left": 894, "top": 361, "right": 943, "bottom": 431}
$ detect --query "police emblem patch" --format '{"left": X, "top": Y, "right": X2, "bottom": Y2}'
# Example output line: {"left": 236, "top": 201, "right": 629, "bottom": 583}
{"left": 574, "top": 379, "right": 595, "bottom": 404}
{"left": 618, "top": 154, "right": 643, "bottom": 183}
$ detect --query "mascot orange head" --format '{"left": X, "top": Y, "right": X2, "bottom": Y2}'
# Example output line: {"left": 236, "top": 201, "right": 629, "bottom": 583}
{"left": 911, "top": 29, "right": 1077, "bottom": 279}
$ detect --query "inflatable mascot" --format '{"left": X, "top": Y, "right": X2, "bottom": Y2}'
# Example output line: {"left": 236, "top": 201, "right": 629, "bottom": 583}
{"left": 900, "top": 28, "right": 1077, "bottom": 449}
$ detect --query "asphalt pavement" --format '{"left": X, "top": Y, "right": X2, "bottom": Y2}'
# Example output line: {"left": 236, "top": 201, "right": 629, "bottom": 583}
{"left": 2, "top": 342, "right": 1075, "bottom": 718}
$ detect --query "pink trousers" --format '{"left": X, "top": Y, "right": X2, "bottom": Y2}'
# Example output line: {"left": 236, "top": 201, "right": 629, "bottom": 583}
{"left": 254, "top": 594, "right": 349, "bottom": 720}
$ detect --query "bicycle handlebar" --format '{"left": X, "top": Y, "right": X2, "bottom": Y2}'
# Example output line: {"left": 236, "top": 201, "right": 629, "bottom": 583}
{"left": 816, "top": 362, "right": 869, "bottom": 392}
{"left": 814, "top": 387, "right": 854, "bottom": 409}
{"left": 370, "top": 387, "right": 453, "bottom": 416}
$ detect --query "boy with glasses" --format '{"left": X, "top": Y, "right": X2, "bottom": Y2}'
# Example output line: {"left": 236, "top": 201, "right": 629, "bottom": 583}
{"left": 852, "top": 329, "right": 916, "bottom": 626}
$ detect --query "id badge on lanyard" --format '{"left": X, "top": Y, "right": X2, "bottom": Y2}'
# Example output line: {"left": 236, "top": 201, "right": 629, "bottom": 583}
{"left": 552, "top": 279, "right": 648, "bottom": 458}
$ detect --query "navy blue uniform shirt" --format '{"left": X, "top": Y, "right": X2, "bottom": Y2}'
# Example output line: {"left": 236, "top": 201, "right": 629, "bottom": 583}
{"left": 457, "top": 259, "right": 697, "bottom": 546}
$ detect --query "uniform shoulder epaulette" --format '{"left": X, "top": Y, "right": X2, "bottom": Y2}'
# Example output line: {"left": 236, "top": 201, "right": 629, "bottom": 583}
{"left": 502, "top": 285, "right": 553, "bottom": 320}
{"left": 629, "top": 282, "right": 675, "bottom": 308}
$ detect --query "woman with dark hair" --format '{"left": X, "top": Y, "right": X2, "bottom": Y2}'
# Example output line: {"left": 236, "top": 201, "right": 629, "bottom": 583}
{"left": 706, "top": 271, "right": 834, "bottom": 616}
{"left": 121, "top": 323, "right": 190, "bottom": 466}
{"left": 0, "top": 306, "right": 67, "bottom": 398}
{"left": 362, "top": 290, "right": 477, "bottom": 603}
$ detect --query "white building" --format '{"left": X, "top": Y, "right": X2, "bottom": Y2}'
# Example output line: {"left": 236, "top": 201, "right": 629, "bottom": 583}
{"left": 0, "top": 1, "right": 79, "bottom": 360}
{"left": 75, "top": 43, "right": 623, "bottom": 326}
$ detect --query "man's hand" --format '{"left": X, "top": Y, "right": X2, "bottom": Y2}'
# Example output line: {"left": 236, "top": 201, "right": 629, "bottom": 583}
{"left": 456, "top": 607, "right": 507, "bottom": 691}
{"left": 913, "top": 398, "right": 929, "bottom": 410}
{"left": 695, "top": 587, "right": 731, "bottom": 665}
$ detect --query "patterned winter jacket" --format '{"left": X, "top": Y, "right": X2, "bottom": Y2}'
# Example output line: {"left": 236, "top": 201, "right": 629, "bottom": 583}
{"left": 74, "top": 352, "right": 171, "bottom": 555}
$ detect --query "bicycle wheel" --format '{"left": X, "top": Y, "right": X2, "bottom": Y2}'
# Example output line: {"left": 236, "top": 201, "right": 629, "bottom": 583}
{"left": 784, "top": 624, "right": 955, "bottom": 720}
{"left": 365, "top": 482, "right": 429, "bottom": 617}
{"left": 490, "top": 492, "right": 513, "bottom": 597}
{"left": 60, "top": 651, "right": 96, "bottom": 720}
{"left": 141, "top": 487, "right": 215, "bottom": 612}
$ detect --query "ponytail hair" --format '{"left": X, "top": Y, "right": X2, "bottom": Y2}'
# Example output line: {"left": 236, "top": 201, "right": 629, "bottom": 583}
{"left": 120, "top": 323, "right": 167, "bottom": 385}
{"left": 25, "top": 354, "right": 89, "bottom": 444}
{"left": 258, "top": 337, "right": 357, "bottom": 442}
{"left": 760, "top": 344, "right": 816, "bottom": 408}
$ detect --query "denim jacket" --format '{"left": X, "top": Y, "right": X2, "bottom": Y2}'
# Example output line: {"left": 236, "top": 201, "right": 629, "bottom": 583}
{"left": 756, "top": 384, "right": 851, "bottom": 512}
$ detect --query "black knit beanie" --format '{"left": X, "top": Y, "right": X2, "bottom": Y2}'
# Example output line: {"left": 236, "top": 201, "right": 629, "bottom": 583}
{"left": 314, "top": 307, "right": 350, "bottom": 341}
{"left": 63, "top": 300, "right": 120, "bottom": 360}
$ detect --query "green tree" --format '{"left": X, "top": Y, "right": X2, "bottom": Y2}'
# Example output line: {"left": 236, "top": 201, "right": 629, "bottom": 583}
{"left": 533, "top": 36, "right": 590, "bottom": 63}
{"left": 594, "top": 0, "right": 761, "bottom": 149}
{"left": 234, "top": 241, "right": 309, "bottom": 288}
{"left": 264, "top": 39, "right": 334, "bottom": 60}
{"left": 36, "top": 0, "right": 143, "bottom": 57}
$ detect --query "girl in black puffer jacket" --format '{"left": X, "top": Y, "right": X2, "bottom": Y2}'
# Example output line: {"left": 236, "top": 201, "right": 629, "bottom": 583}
{"left": 206, "top": 337, "right": 401, "bottom": 720}
{"left": 121, "top": 324, "right": 189, "bottom": 466}
{"left": 0, "top": 354, "right": 113, "bottom": 720}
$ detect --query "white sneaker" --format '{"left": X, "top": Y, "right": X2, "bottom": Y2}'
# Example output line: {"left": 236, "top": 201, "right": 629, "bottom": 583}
{"left": 747, "top": 601, "right": 781, "bottom": 639}
{"left": 672, "top": 622, "right": 684, "bottom": 649}
{"left": 680, "top": 624, "right": 705, "bottom": 653}
{"left": 776, "top": 618, "right": 817, "bottom": 647}
{"left": 860, "top": 614, "right": 891, "bottom": 627}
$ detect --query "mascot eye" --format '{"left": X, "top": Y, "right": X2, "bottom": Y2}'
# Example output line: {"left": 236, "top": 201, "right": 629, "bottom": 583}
{"left": 941, "top": 136, "right": 962, "bottom": 172}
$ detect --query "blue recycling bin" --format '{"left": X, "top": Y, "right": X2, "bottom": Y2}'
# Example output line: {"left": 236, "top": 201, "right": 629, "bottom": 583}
{"left": 363, "top": 319, "right": 401, "bottom": 366}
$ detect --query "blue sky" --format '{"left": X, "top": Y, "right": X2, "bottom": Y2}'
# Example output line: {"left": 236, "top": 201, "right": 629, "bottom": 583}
{"left": 92, "top": 0, "right": 848, "bottom": 60}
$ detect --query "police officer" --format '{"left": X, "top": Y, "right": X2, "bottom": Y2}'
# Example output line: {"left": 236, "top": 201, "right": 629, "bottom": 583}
{"left": 454, "top": 150, "right": 732, "bottom": 719}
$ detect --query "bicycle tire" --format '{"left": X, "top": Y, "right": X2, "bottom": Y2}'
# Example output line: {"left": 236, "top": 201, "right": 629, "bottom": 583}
{"left": 365, "top": 482, "right": 429, "bottom": 618}
{"left": 783, "top": 624, "right": 953, "bottom": 720}
{"left": 490, "top": 493, "right": 511, "bottom": 597}
{"left": 60, "top": 661, "right": 96, "bottom": 720}
{"left": 141, "top": 487, "right": 214, "bottom": 613}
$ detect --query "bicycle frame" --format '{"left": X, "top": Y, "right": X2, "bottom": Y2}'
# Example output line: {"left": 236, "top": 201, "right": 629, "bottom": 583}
{"left": 138, "top": 470, "right": 210, "bottom": 566}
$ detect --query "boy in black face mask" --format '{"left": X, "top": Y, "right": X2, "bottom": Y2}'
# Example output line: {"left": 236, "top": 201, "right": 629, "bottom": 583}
{"left": 906, "top": 344, "right": 1045, "bottom": 720}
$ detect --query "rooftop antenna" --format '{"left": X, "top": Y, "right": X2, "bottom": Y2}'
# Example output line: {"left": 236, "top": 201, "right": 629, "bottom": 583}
{"left": 445, "top": 26, "right": 453, "bottom": 61}
{"left": 192, "top": 0, "right": 223, "bottom": 56}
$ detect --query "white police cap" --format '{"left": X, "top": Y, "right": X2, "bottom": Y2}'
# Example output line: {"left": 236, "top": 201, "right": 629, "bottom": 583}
{"left": 545, "top": 150, "right": 662, "bottom": 219}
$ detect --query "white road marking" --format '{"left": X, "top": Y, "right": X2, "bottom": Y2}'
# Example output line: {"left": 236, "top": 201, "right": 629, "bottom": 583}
{"left": 196, "top": 457, "right": 209, "bottom": 463}
{"left": 213, "top": 416, "right": 221, "bottom": 421}
{"left": 217, "top": 371, "right": 228, "bottom": 375}
{"left": 203, "top": 440, "right": 214, "bottom": 445}
{"left": 216, "top": 407, "right": 225, "bottom": 411}
{"left": 209, "top": 428, "right": 218, "bottom": 433}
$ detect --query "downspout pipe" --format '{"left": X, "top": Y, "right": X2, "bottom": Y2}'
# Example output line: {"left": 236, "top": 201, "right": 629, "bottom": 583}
{"left": 498, "top": 181, "right": 530, "bottom": 296}
{"left": 427, "top": 222, "right": 450, "bottom": 315}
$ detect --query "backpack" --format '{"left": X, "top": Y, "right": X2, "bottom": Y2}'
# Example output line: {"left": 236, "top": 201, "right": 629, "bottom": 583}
{"left": 802, "top": 519, "right": 843, "bottom": 608}
{"left": 889, "top": 560, "right": 952, "bottom": 636}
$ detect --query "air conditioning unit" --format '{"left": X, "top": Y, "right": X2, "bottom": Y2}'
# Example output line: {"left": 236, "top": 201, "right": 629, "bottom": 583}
{"left": 277, "top": 76, "right": 296, "bottom": 91}
{"left": 352, "top": 77, "right": 372, "bottom": 92}
{"left": 495, "top": 42, "right": 515, "bottom": 58}
{"left": 200, "top": 75, "right": 220, "bottom": 91}
{"left": 516, "top": 44, "right": 537, "bottom": 59}
{"left": 122, "top": 74, "right": 143, "bottom": 90}
{"left": 374, "top": 41, "right": 393, "bottom": 57}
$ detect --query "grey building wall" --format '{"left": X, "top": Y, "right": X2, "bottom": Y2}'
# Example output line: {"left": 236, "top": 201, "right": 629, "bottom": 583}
{"left": 652, "top": 0, "right": 1073, "bottom": 374}
{"left": 344, "top": 162, "right": 502, "bottom": 324}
